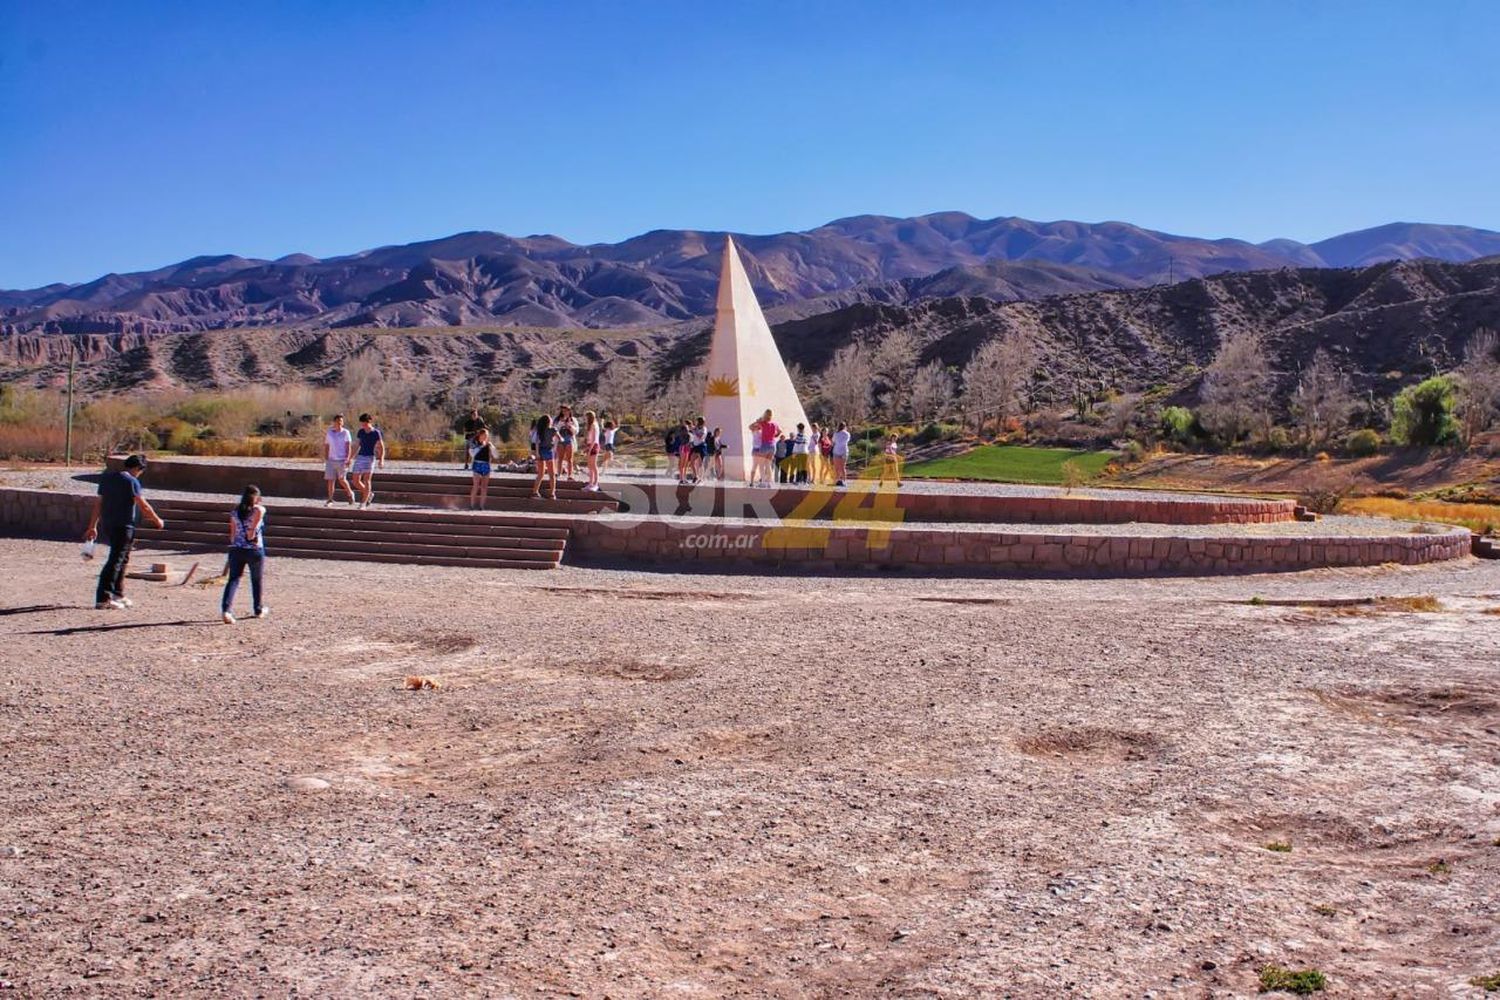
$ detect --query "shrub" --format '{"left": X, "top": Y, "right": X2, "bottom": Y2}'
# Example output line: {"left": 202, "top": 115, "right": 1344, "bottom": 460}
{"left": 1391, "top": 376, "right": 1459, "bottom": 447}
{"left": 1264, "top": 426, "right": 1291, "bottom": 452}
{"left": 1258, "top": 964, "right": 1327, "bottom": 994}
{"left": 1121, "top": 439, "right": 1147, "bottom": 464}
{"left": 1298, "top": 484, "right": 1351, "bottom": 515}
{"left": 152, "top": 417, "right": 201, "bottom": 451}
{"left": 914, "top": 421, "right": 962, "bottom": 445}
{"left": 1160, "top": 405, "right": 1195, "bottom": 444}
{"left": 1343, "top": 428, "right": 1381, "bottom": 457}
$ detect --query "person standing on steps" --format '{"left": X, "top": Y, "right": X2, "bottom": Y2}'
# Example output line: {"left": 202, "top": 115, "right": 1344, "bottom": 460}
{"left": 582, "top": 411, "right": 602, "bottom": 491}
{"left": 749, "top": 409, "right": 779, "bottom": 487}
{"left": 469, "top": 428, "right": 495, "bottom": 509}
{"left": 324, "top": 414, "right": 356, "bottom": 506}
{"left": 221, "top": 484, "right": 269, "bottom": 624}
{"left": 555, "top": 405, "right": 579, "bottom": 481}
{"left": 462, "top": 408, "right": 487, "bottom": 471}
{"left": 351, "top": 413, "right": 385, "bottom": 508}
{"left": 831, "top": 421, "right": 852, "bottom": 487}
{"left": 530, "top": 414, "right": 559, "bottom": 500}
{"left": 83, "top": 454, "right": 165, "bottom": 611}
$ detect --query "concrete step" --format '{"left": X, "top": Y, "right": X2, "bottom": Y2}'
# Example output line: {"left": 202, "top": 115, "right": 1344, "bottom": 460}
{"left": 136, "top": 527, "right": 563, "bottom": 565}
{"left": 1473, "top": 536, "right": 1499, "bottom": 559}
{"left": 140, "top": 543, "right": 563, "bottom": 571}
{"left": 149, "top": 499, "right": 573, "bottom": 537}
{"left": 143, "top": 524, "right": 566, "bottom": 554}
{"left": 151, "top": 506, "right": 570, "bottom": 542}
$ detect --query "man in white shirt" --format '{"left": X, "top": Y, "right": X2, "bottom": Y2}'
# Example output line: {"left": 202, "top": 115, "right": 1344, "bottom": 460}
{"left": 790, "top": 423, "right": 811, "bottom": 484}
{"left": 324, "top": 414, "right": 356, "bottom": 505}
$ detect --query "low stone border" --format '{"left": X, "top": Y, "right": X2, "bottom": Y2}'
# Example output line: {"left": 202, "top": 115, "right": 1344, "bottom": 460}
{"left": 568, "top": 517, "right": 1472, "bottom": 576}
{"left": 1, "top": 486, "right": 1470, "bottom": 577}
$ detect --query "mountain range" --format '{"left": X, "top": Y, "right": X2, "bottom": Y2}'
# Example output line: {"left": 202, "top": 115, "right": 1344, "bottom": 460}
{"left": 6, "top": 258, "right": 1497, "bottom": 418}
{"left": 4, "top": 215, "right": 1500, "bottom": 335}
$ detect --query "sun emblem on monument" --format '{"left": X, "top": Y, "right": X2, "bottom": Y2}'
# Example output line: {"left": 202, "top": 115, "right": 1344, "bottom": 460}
{"left": 705, "top": 374, "right": 740, "bottom": 397}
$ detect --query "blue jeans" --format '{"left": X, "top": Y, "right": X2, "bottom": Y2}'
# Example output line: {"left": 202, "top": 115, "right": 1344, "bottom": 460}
{"left": 222, "top": 547, "right": 265, "bottom": 614}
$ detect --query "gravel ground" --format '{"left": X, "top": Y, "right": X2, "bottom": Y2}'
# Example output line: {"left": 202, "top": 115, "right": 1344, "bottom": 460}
{"left": 2, "top": 539, "right": 1498, "bottom": 998}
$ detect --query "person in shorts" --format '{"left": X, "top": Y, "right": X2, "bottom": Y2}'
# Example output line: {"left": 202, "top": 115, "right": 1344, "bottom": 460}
{"left": 530, "top": 414, "right": 558, "bottom": 500}
{"left": 600, "top": 419, "right": 617, "bottom": 471}
{"left": 748, "top": 409, "right": 779, "bottom": 487}
{"left": 688, "top": 417, "right": 709, "bottom": 482}
{"left": 83, "top": 454, "right": 165, "bottom": 610}
{"left": 831, "top": 421, "right": 852, "bottom": 486}
{"left": 324, "top": 414, "right": 356, "bottom": 505}
{"left": 469, "top": 428, "right": 495, "bottom": 509}
{"left": 351, "top": 413, "right": 385, "bottom": 508}
{"left": 582, "top": 410, "right": 602, "bottom": 491}
{"left": 555, "top": 406, "right": 579, "bottom": 480}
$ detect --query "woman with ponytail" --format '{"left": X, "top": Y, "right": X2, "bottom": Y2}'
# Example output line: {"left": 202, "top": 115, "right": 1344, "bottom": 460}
{"left": 221, "top": 485, "right": 268, "bottom": 624}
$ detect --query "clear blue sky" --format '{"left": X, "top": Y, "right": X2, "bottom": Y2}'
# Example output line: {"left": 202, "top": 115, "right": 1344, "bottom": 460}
{"left": 2, "top": 0, "right": 1496, "bottom": 288}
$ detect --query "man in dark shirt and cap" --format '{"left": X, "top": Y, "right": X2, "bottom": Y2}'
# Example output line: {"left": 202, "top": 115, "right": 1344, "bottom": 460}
{"left": 83, "top": 455, "right": 165, "bottom": 610}
{"left": 462, "top": 408, "right": 487, "bottom": 470}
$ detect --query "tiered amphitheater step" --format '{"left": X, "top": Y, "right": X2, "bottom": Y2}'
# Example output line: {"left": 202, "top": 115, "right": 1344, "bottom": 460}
{"left": 361, "top": 473, "right": 617, "bottom": 515}
{"left": 137, "top": 499, "right": 569, "bottom": 570}
{"left": 1474, "top": 535, "right": 1500, "bottom": 559}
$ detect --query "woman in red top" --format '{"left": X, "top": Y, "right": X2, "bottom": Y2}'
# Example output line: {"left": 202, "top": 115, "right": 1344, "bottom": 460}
{"left": 748, "top": 409, "right": 779, "bottom": 488}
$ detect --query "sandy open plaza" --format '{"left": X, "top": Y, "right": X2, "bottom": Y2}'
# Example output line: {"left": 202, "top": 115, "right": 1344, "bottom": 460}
{"left": 2, "top": 528, "right": 1498, "bottom": 997}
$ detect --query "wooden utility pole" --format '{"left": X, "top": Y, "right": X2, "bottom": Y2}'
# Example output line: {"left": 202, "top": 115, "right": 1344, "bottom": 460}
{"left": 64, "top": 338, "right": 77, "bottom": 467}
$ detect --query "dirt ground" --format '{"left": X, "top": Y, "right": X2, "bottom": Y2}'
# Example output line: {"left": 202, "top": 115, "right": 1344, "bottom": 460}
{"left": 2, "top": 539, "right": 1499, "bottom": 999}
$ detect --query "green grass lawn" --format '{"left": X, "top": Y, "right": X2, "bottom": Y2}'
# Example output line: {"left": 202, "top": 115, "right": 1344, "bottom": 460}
{"left": 903, "top": 445, "right": 1116, "bottom": 485}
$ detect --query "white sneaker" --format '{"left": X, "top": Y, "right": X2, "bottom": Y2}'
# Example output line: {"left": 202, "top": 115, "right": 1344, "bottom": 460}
{"left": 116, "top": 597, "right": 135, "bottom": 608}
{"left": 324, "top": 500, "right": 333, "bottom": 507}
{"left": 255, "top": 607, "right": 270, "bottom": 619}
{"left": 222, "top": 611, "right": 236, "bottom": 624}
{"left": 95, "top": 599, "right": 126, "bottom": 610}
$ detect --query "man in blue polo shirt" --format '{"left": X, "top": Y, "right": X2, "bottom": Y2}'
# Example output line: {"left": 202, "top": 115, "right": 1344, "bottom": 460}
{"left": 83, "top": 455, "right": 165, "bottom": 610}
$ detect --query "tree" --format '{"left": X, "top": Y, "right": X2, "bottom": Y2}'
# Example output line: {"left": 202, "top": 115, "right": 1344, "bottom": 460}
{"left": 1198, "top": 331, "right": 1273, "bottom": 446}
{"left": 1289, "top": 349, "right": 1356, "bottom": 450}
{"left": 909, "top": 362, "right": 955, "bottom": 425}
{"left": 871, "top": 329, "right": 921, "bottom": 420}
{"left": 652, "top": 368, "right": 704, "bottom": 426}
{"left": 1456, "top": 329, "right": 1500, "bottom": 447}
{"left": 819, "top": 343, "right": 874, "bottom": 424}
{"left": 595, "top": 360, "right": 653, "bottom": 426}
{"left": 1390, "top": 375, "right": 1460, "bottom": 447}
{"left": 962, "top": 332, "right": 1037, "bottom": 435}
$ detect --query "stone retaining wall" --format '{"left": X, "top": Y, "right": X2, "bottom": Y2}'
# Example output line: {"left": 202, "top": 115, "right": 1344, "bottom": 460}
{"left": 0, "top": 488, "right": 95, "bottom": 540}
{"left": 568, "top": 517, "right": 1472, "bottom": 576}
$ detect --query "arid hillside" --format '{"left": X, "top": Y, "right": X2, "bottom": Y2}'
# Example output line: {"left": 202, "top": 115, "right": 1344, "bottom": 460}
{"left": 3, "top": 257, "right": 1497, "bottom": 416}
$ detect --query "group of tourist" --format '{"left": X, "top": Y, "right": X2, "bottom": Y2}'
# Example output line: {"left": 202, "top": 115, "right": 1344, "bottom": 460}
{"left": 81, "top": 404, "right": 900, "bottom": 620}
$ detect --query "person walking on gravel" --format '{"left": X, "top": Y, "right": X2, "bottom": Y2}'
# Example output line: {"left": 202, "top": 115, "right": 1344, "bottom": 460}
{"left": 324, "top": 414, "right": 356, "bottom": 506}
{"left": 221, "top": 485, "right": 268, "bottom": 624}
{"left": 82, "top": 454, "right": 165, "bottom": 610}
{"left": 351, "top": 413, "right": 385, "bottom": 508}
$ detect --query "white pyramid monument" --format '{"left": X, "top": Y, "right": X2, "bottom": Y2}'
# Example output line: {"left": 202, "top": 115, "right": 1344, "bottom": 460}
{"left": 701, "top": 237, "right": 810, "bottom": 482}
